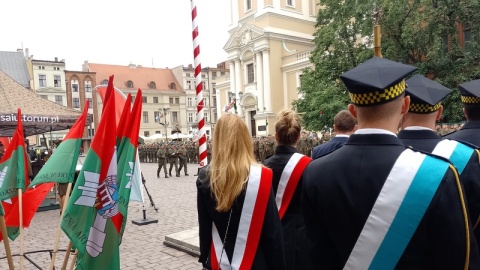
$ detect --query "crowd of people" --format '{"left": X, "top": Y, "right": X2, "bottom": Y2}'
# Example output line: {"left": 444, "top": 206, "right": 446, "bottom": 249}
{"left": 194, "top": 56, "right": 480, "bottom": 269}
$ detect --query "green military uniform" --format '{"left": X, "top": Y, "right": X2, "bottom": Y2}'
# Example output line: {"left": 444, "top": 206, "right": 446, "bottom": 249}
{"left": 157, "top": 145, "right": 168, "bottom": 178}
{"left": 168, "top": 144, "right": 180, "bottom": 177}
{"left": 177, "top": 145, "right": 189, "bottom": 176}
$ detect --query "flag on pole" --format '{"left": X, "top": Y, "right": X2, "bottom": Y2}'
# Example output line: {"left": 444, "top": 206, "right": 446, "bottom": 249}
{"left": 116, "top": 89, "right": 142, "bottom": 240}
{"left": 0, "top": 199, "right": 19, "bottom": 242}
{"left": 61, "top": 78, "right": 121, "bottom": 269}
{"left": 97, "top": 84, "right": 144, "bottom": 203}
{"left": 29, "top": 102, "right": 89, "bottom": 187}
{"left": 0, "top": 108, "right": 28, "bottom": 200}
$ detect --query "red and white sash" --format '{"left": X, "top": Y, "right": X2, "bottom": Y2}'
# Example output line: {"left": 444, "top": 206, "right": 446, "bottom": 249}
{"left": 276, "top": 153, "right": 311, "bottom": 219}
{"left": 210, "top": 164, "right": 272, "bottom": 270}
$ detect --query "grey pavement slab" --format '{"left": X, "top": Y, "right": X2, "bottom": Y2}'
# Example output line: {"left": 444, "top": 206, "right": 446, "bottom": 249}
{"left": 0, "top": 162, "right": 203, "bottom": 269}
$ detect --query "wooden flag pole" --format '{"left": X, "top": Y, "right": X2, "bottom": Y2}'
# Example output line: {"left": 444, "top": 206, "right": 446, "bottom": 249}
{"left": 68, "top": 249, "right": 78, "bottom": 270}
{"left": 49, "top": 182, "right": 72, "bottom": 270}
{"left": 18, "top": 189, "right": 24, "bottom": 270}
{"left": 61, "top": 241, "right": 73, "bottom": 270}
{"left": 0, "top": 215, "right": 15, "bottom": 270}
{"left": 373, "top": 5, "right": 382, "bottom": 58}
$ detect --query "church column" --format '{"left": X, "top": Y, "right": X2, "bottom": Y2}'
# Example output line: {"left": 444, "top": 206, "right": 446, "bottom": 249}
{"left": 262, "top": 50, "right": 272, "bottom": 112}
{"left": 229, "top": 61, "right": 236, "bottom": 106}
{"left": 234, "top": 59, "right": 243, "bottom": 116}
{"left": 255, "top": 52, "right": 264, "bottom": 113}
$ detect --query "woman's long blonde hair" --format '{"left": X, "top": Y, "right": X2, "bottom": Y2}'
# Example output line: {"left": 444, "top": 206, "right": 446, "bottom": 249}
{"left": 209, "top": 114, "right": 257, "bottom": 212}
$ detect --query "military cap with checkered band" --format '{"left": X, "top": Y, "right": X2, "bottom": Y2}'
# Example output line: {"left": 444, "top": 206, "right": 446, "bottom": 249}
{"left": 405, "top": 75, "right": 452, "bottom": 114}
{"left": 340, "top": 57, "right": 417, "bottom": 106}
{"left": 459, "top": 79, "right": 480, "bottom": 104}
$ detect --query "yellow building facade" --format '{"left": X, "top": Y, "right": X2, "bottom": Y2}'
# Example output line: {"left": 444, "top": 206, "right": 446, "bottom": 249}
{"left": 217, "top": 0, "right": 320, "bottom": 136}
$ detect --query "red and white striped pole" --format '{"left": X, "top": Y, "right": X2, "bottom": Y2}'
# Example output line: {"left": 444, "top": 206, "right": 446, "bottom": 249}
{"left": 191, "top": 0, "right": 207, "bottom": 167}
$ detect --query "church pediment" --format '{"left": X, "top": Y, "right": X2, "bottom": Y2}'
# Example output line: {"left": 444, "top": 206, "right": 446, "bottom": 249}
{"left": 223, "top": 24, "right": 265, "bottom": 52}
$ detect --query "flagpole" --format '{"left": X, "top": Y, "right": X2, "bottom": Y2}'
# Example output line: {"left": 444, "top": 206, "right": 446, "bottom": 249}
{"left": 68, "top": 250, "right": 78, "bottom": 270}
{"left": 18, "top": 189, "right": 24, "bottom": 270}
{"left": 49, "top": 182, "right": 72, "bottom": 270}
{"left": 61, "top": 241, "right": 73, "bottom": 270}
{"left": 0, "top": 215, "right": 15, "bottom": 270}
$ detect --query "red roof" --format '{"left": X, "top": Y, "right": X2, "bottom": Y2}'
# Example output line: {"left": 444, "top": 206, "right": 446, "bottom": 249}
{"left": 88, "top": 63, "right": 183, "bottom": 92}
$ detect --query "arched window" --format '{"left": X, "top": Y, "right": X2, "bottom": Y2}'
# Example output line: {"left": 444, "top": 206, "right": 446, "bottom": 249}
{"left": 126, "top": 80, "right": 134, "bottom": 88}
{"left": 101, "top": 79, "right": 108, "bottom": 85}
{"left": 149, "top": 81, "right": 156, "bottom": 89}
{"left": 169, "top": 83, "right": 176, "bottom": 90}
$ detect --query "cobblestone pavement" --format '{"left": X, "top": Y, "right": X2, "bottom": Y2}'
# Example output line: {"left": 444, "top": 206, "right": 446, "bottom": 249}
{"left": 0, "top": 161, "right": 202, "bottom": 270}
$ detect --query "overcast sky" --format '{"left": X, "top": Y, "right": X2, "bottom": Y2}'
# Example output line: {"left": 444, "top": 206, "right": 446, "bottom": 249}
{"left": 1, "top": 0, "right": 231, "bottom": 70}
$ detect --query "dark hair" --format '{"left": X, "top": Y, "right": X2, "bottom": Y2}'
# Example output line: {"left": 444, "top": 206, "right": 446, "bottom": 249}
{"left": 464, "top": 104, "right": 480, "bottom": 121}
{"left": 334, "top": 110, "right": 356, "bottom": 132}
{"left": 275, "top": 109, "right": 301, "bottom": 146}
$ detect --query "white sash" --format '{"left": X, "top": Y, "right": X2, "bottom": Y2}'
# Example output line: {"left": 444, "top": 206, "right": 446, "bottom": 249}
{"left": 211, "top": 164, "right": 262, "bottom": 270}
{"left": 432, "top": 139, "right": 473, "bottom": 174}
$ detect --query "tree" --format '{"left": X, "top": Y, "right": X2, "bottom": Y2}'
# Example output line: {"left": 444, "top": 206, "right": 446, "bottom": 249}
{"left": 295, "top": 0, "right": 480, "bottom": 129}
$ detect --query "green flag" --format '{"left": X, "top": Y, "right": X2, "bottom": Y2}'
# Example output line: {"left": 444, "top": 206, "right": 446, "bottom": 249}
{"left": 117, "top": 89, "right": 142, "bottom": 240}
{"left": 61, "top": 75, "right": 121, "bottom": 269}
{"left": 29, "top": 102, "right": 89, "bottom": 187}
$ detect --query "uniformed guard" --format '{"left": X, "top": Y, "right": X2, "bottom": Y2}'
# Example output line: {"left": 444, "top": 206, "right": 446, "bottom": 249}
{"left": 177, "top": 144, "right": 189, "bottom": 176}
{"left": 302, "top": 57, "right": 479, "bottom": 269}
{"left": 168, "top": 144, "right": 180, "bottom": 177}
{"left": 445, "top": 79, "right": 480, "bottom": 147}
{"left": 398, "top": 75, "right": 480, "bottom": 250}
{"left": 156, "top": 144, "right": 169, "bottom": 178}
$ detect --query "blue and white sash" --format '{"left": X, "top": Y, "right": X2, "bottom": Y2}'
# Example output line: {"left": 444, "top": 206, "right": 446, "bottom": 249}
{"left": 344, "top": 149, "right": 449, "bottom": 270}
{"left": 432, "top": 139, "right": 474, "bottom": 174}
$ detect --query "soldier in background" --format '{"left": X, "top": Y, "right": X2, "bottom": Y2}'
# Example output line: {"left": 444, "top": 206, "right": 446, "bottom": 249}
{"left": 168, "top": 143, "right": 180, "bottom": 177}
{"left": 177, "top": 143, "right": 189, "bottom": 176}
{"left": 156, "top": 144, "right": 169, "bottom": 178}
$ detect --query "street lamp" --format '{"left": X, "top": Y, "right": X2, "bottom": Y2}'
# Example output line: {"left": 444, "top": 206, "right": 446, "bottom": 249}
{"left": 159, "top": 108, "right": 170, "bottom": 140}
{"left": 228, "top": 91, "right": 237, "bottom": 114}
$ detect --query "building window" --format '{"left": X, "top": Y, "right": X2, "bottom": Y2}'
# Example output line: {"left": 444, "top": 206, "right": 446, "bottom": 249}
{"left": 202, "top": 74, "right": 206, "bottom": 78}
{"left": 55, "top": 95, "right": 63, "bottom": 105}
{"left": 54, "top": 75, "right": 61, "bottom": 87}
{"left": 203, "top": 98, "right": 208, "bottom": 107}
{"left": 39, "top": 75, "right": 46, "bottom": 87}
{"left": 149, "top": 81, "right": 156, "bottom": 89}
{"left": 101, "top": 79, "right": 108, "bottom": 85}
{"left": 38, "top": 66, "right": 45, "bottom": 70}
{"left": 246, "top": 0, "right": 252, "bottom": 10}
{"left": 132, "top": 96, "right": 135, "bottom": 102}
{"left": 126, "top": 80, "right": 134, "bottom": 88}
{"left": 73, "top": 98, "right": 80, "bottom": 108}
{"left": 175, "top": 97, "right": 180, "bottom": 104}
{"left": 202, "top": 81, "right": 207, "bottom": 90}
{"left": 169, "top": 83, "right": 176, "bottom": 90}
{"left": 187, "top": 97, "right": 193, "bottom": 107}
{"left": 154, "top": 111, "right": 160, "bottom": 122}
{"left": 87, "top": 98, "right": 92, "bottom": 107}
{"left": 221, "top": 72, "right": 225, "bottom": 76}
{"left": 247, "top": 63, "right": 254, "bottom": 83}
{"left": 212, "top": 82, "right": 216, "bottom": 91}
{"left": 144, "top": 131, "right": 150, "bottom": 137}
{"left": 155, "top": 131, "right": 161, "bottom": 134}
{"left": 143, "top": 111, "right": 149, "bottom": 123}
{"left": 214, "top": 112, "right": 218, "bottom": 122}
{"left": 88, "top": 128, "right": 95, "bottom": 137}
{"left": 287, "top": 0, "right": 294, "bottom": 7}
{"left": 169, "top": 98, "right": 174, "bottom": 104}
{"left": 85, "top": 84, "right": 91, "bottom": 92}
{"left": 464, "top": 24, "right": 472, "bottom": 52}
{"left": 204, "top": 112, "right": 208, "bottom": 123}
{"left": 212, "top": 72, "right": 217, "bottom": 80}
{"left": 188, "top": 112, "right": 194, "bottom": 123}
{"left": 72, "top": 83, "right": 79, "bottom": 92}
{"left": 187, "top": 80, "right": 192, "bottom": 90}
{"left": 186, "top": 73, "right": 191, "bottom": 77}
{"left": 213, "top": 96, "right": 217, "bottom": 107}
{"left": 172, "top": 111, "right": 178, "bottom": 123}
{"left": 153, "top": 97, "right": 158, "bottom": 103}
{"left": 142, "top": 96, "right": 147, "bottom": 103}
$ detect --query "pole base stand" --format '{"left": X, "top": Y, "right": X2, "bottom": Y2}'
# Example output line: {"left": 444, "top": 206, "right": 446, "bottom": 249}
{"left": 132, "top": 218, "right": 158, "bottom": 226}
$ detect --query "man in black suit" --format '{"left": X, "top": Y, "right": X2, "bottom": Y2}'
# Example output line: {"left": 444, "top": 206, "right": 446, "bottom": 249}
{"left": 445, "top": 79, "right": 480, "bottom": 148}
{"left": 302, "top": 57, "right": 479, "bottom": 269}
{"left": 398, "top": 75, "right": 480, "bottom": 250}
{"left": 311, "top": 110, "right": 356, "bottom": 159}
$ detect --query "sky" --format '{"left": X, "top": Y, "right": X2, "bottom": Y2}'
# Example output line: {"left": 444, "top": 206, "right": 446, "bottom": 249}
{"left": 1, "top": 0, "right": 231, "bottom": 70}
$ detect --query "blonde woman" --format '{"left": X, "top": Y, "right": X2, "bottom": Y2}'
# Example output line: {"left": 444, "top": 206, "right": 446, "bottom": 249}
{"left": 263, "top": 109, "right": 314, "bottom": 270}
{"left": 197, "top": 114, "right": 286, "bottom": 270}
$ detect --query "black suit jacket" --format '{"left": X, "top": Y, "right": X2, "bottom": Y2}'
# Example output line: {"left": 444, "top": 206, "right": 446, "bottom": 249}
{"left": 264, "top": 145, "right": 314, "bottom": 270}
{"left": 196, "top": 167, "right": 286, "bottom": 270}
{"left": 302, "top": 133, "right": 480, "bottom": 269}
{"left": 445, "top": 121, "right": 480, "bottom": 148}
{"left": 311, "top": 136, "right": 348, "bottom": 159}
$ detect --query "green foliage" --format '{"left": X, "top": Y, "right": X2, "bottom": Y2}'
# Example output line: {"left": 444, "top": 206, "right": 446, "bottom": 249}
{"left": 295, "top": 0, "right": 480, "bottom": 129}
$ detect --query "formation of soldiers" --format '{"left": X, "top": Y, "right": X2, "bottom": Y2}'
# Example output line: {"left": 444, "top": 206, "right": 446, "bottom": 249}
{"left": 139, "top": 141, "right": 199, "bottom": 164}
